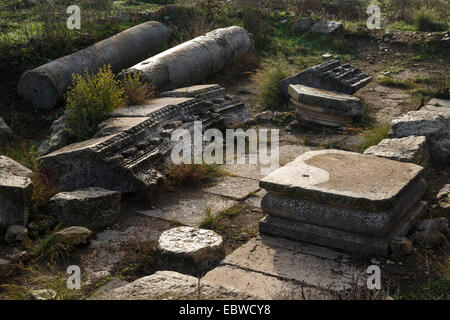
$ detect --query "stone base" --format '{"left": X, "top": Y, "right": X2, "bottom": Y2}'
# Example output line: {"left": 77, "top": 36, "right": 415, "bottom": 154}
{"left": 293, "top": 100, "right": 353, "bottom": 127}
{"left": 259, "top": 201, "right": 427, "bottom": 256}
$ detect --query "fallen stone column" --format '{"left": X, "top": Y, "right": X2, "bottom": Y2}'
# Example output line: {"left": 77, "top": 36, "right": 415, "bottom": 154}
{"left": 17, "top": 21, "right": 171, "bottom": 110}
{"left": 120, "top": 26, "right": 253, "bottom": 91}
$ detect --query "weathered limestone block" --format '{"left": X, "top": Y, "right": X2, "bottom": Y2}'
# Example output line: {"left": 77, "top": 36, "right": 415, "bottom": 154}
{"left": 310, "top": 20, "right": 343, "bottom": 34}
{"left": 18, "top": 21, "right": 170, "bottom": 109}
{"left": 0, "top": 117, "right": 13, "bottom": 139}
{"left": 389, "top": 105, "right": 450, "bottom": 166}
{"left": 157, "top": 226, "right": 224, "bottom": 276}
{"left": 389, "top": 110, "right": 447, "bottom": 138}
{"left": 259, "top": 150, "right": 424, "bottom": 211}
{"left": 38, "top": 113, "right": 71, "bottom": 156}
{"left": 364, "top": 136, "right": 430, "bottom": 166}
{"left": 280, "top": 59, "right": 372, "bottom": 96}
{"left": 121, "top": 26, "right": 253, "bottom": 92}
{"left": 95, "top": 271, "right": 252, "bottom": 300}
{"left": 412, "top": 230, "right": 447, "bottom": 247}
{"left": 49, "top": 188, "right": 121, "bottom": 230}
{"left": 259, "top": 201, "right": 427, "bottom": 255}
{"left": 0, "top": 156, "right": 33, "bottom": 228}
{"left": 55, "top": 226, "right": 92, "bottom": 246}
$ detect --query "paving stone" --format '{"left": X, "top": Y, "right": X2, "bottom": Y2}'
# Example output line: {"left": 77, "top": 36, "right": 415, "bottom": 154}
{"left": 137, "top": 190, "right": 237, "bottom": 226}
{"left": 96, "top": 271, "right": 253, "bottom": 300}
{"left": 221, "top": 236, "right": 362, "bottom": 292}
{"left": 203, "top": 176, "right": 260, "bottom": 200}
{"left": 203, "top": 265, "right": 332, "bottom": 300}
{"left": 259, "top": 149, "right": 424, "bottom": 211}
{"left": 288, "top": 84, "right": 363, "bottom": 117}
{"left": 363, "top": 136, "right": 430, "bottom": 166}
{"left": 0, "top": 156, "right": 33, "bottom": 228}
{"left": 389, "top": 110, "right": 447, "bottom": 138}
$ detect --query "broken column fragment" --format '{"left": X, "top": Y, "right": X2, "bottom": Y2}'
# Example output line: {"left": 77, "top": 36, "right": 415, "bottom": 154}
{"left": 280, "top": 59, "right": 372, "bottom": 96}
{"left": 17, "top": 21, "right": 170, "bottom": 110}
{"left": 258, "top": 150, "right": 427, "bottom": 255}
{"left": 288, "top": 84, "right": 363, "bottom": 126}
{"left": 120, "top": 26, "right": 253, "bottom": 91}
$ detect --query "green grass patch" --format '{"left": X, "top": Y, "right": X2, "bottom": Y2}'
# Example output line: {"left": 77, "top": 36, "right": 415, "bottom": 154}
{"left": 359, "top": 123, "right": 391, "bottom": 151}
{"left": 378, "top": 76, "right": 415, "bottom": 89}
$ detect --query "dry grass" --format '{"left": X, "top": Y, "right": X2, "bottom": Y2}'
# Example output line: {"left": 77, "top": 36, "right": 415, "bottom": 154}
{"left": 163, "top": 163, "right": 224, "bottom": 188}
{"left": 122, "top": 71, "right": 157, "bottom": 105}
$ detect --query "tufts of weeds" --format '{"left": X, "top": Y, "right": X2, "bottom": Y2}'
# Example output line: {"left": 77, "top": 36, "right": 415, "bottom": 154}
{"left": 257, "top": 60, "right": 291, "bottom": 110}
{"left": 199, "top": 207, "right": 222, "bottom": 230}
{"left": 414, "top": 6, "right": 448, "bottom": 32}
{"left": 378, "top": 76, "right": 415, "bottom": 89}
{"left": 31, "top": 225, "right": 73, "bottom": 264}
{"left": 359, "top": 123, "right": 391, "bottom": 152}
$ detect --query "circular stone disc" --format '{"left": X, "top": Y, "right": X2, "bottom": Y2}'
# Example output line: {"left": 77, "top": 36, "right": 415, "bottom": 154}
{"left": 158, "top": 226, "right": 223, "bottom": 255}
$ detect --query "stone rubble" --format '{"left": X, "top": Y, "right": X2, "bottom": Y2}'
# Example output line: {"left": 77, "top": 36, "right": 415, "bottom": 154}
{"left": 416, "top": 217, "right": 448, "bottom": 233}
{"left": 55, "top": 226, "right": 92, "bottom": 246}
{"left": 387, "top": 98, "right": 450, "bottom": 166}
{"left": 38, "top": 84, "right": 250, "bottom": 194}
{"left": 364, "top": 136, "right": 430, "bottom": 166}
{"left": 258, "top": 149, "right": 427, "bottom": 255}
{"left": 280, "top": 60, "right": 371, "bottom": 127}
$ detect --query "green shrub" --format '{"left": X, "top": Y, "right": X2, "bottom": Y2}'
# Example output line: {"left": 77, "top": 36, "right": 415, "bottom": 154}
{"left": 414, "top": 7, "right": 447, "bottom": 32}
{"left": 122, "top": 71, "right": 156, "bottom": 106}
{"left": 65, "top": 65, "right": 126, "bottom": 141}
{"left": 257, "top": 61, "right": 291, "bottom": 110}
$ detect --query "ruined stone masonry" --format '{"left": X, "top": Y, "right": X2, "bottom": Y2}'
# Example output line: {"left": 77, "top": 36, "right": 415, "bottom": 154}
{"left": 258, "top": 150, "right": 428, "bottom": 256}
{"left": 38, "top": 84, "right": 251, "bottom": 194}
{"left": 280, "top": 60, "right": 372, "bottom": 127}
